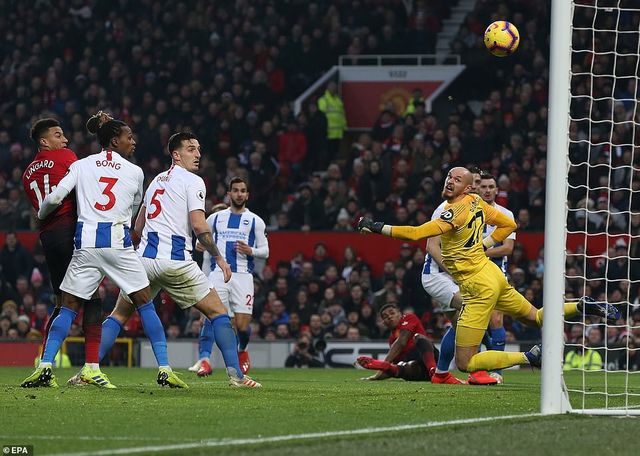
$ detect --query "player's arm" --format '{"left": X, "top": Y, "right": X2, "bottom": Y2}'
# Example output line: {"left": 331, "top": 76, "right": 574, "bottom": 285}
{"left": 190, "top": 209, "right": 232, "bottom": 283}
{"left": 200, "top": 214, "right": 215, "bottom": 276}
{"left": 481, "top": 201, "right": 518, "bottom": 249}
{"left": 362, "top": 370, "right": 391, "bottom": 381}
{"left": 358, "top": 217, "right": 453, "bottom": 241}
{"left": 238, "top": 218, "right": 269, "bottom": 259}
{"left": 130, "top": 204, "right": 147, "bottom": 248}
{"left": 426, "top": 236, "right": 451, "bottom": 274}
{"left": 384, "top": 329, "right": 411, "bottom": 363}
{"left": 37, "top": 164, "right": 78, "bottom": 220}
{"left": 485, "top": 238, "right": 514, "bottom": 258}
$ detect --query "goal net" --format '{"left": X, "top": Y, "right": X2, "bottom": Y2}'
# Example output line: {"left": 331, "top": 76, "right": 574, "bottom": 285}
{"left": 544, "top": 0, "right": 640, "bottom": 415}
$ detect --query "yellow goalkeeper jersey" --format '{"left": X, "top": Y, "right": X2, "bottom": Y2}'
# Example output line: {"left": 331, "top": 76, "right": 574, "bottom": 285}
{"left": 439, "top": 194, "right": 514, "bottom": 282}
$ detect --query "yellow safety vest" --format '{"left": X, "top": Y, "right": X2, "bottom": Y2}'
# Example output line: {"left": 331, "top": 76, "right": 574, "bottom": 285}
{"left": 318, "top": 91, "right": 346, "bottom": 139}
{"left": 563, "top": 349, "right": 602, "bottom": 371}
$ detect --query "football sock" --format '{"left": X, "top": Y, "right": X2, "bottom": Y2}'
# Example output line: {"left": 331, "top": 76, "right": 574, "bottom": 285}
{"left": 489, "top": 327, "right": 506, "bottom": 351}
{"left": 466, "top": 350, "right": 528, "bottom": 372}
{"left": 84, "top": 321, "right": 102, "bottom": 364}
{"left": 40, "top": 305, "right": 61, "bottom": 357}
{"left": 83, "top": 297, "right": 103, "bottom": 364}
{"left": 364, "top": 358, "right": 400, "bottom": 376}
{"left": 198, "top": 317, "right": 215, "bottom": 360}
{"left": 536, "top": 303, "right": 578, "bottom": 326}
{"left": 414, "top": 337, "right": 437, "bottom": 371}
{"left": 99, "top": 316, "right": 123, "bottom": 361}
{"left": 237, "top": 326, "right": 251, "bottom": 351}
{"left": 85, "top": 363, "right": 99, "bottom": 370}
{"left": 138, "top": 302, "right": 169, "bottom": 367}
{"left": 41, "top": 307, "right": 77, "bottom": 365}
{"left": 482, "top": 330, "right": 492, "bottom": 349}
{"left": 211, "top": 314, "right": 243, "bottom": 378}
{"left": 436, "top": 326, "right": 455, "bottom": 373}
{"left": 488, "top": 326, "right": 506, "bottom": 375}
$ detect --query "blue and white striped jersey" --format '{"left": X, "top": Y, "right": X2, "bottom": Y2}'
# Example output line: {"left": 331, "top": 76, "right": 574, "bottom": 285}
{"left": 422, "top": 201, "right": 446, "bottom": 276}
{"left": 483, "top": 202, "right": 516, "bottom": 275}
{"left": 138, "top": 164, "right": 206, "bottom": 261}
{"left": 51, "top": 149, "right": 143, "bottom": 249}
{"left": 204, "top": 208, "right": 269, "bottom": 274}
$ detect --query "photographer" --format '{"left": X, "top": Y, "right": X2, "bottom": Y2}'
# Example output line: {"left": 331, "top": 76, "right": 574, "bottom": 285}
{"left": 285, "top": 334, "right": 326, "bottom": 368}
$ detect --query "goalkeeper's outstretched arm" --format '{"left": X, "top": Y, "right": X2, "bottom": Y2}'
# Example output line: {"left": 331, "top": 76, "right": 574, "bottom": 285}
{"left": 357, "top": 217, "right": 453, "bottom": 241}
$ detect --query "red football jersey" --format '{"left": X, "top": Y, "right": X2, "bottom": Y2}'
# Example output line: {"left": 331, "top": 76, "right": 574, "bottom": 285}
{"left": 388, "top": 313, "right": 427, "bottom": 363}
{"left": 22, "top": 148, "right": 78, "bottom": 232}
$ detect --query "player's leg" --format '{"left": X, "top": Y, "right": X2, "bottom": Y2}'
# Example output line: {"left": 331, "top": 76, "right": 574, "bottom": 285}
{"left": 465, "top": 280, "right": 541, "bottom": 372}
{"left": 413, "top": 334, "right": 437, "bottom": 372}
{"left": 190, "top": 271, "right": 230, "bottom": 375}
{"left": 38, "top": 226, "right": 75, "bottom": 364}
{"left": 454, "top": 265, "right": 525, "bottom": 373}
{"left": 189, "top": 315, "right": 213, "bottom": 374}
{"left": 422, "top": 273, "right": 465, "bottom": 384}
{"left": 192, "top": 287, "right": 261, "bottom": 387}
{"left": 534, "top": 297, "right": 621, "bottom": 326}
{"left": 488, "top": 310, "right": 506, "bottom": 382}
{"left": 109, "top": 252, "right": 175, "bottom": 383}
{"left": 396, "top": 361, "right": 429, "bottom": 381}
{"left": 83, "top": 292, "right": 103, "bottom": 367}
{"left": 22, "top": 249, "right": 105, "bottom": 387}
{"left": 230, "top": 273, "right": 254, "bottom": 374}
{"left": 98, "top": 291, "right": 138, "bottom": 362}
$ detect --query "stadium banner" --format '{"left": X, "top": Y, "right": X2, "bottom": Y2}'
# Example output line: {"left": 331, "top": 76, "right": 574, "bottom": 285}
{"left": 139, "top": 340, "right": 291, "bottom": 369}
{"left": 340, "top": 66, "right": 465, "bottom": 128}
{"left": 0, "top": 341, "right": 40, "bottom": 366}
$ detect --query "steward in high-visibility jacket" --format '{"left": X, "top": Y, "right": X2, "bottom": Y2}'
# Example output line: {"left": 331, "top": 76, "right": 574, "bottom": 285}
{"left": 317, "top": 83, "right": 346, "bottom": 140}
{"left": 563, "top": 348, "right": 603, "bottom": 371}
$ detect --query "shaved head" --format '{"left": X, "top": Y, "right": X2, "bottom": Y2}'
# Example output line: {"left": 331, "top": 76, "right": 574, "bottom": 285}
{"left": 452, "top": 167, "right": 473, "bottom": 185}
{"left": 442, "top": 167, "right": 474, "bottom": 201}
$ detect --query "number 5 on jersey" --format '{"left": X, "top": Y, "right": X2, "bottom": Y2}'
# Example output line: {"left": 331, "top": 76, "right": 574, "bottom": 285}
{"left": 147, "top": 189, "right": 165, "bottom": 219}
{"left": 94, "top": 177, "right": 118, "bottom": 211}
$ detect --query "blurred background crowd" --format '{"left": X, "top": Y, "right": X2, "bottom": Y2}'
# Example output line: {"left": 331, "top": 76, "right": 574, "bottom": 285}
{"left": 0, "top": 0, "right": 638, "bottom": 366}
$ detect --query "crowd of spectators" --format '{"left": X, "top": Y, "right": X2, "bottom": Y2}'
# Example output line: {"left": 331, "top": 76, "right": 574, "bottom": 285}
{"left": 0, "top": 0, "right": 638, "bottom": 368}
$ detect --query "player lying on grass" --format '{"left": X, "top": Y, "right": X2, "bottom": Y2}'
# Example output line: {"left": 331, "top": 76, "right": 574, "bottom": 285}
{"left": 357, "top": 166, "right": 620, "bottom": 374}
{"left": 356, "top": 302, "right": 465, "bottom": 383}
{"left": 97, "top": 132, "right": 260, "bottom": 388}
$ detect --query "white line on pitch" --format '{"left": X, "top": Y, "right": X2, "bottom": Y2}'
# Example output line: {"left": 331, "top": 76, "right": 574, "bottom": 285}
{"left": 50, "top": 413, "right": 542, "bottom": 456}
{"left": 0, "top": 435, "right": 180, "bottom": 442}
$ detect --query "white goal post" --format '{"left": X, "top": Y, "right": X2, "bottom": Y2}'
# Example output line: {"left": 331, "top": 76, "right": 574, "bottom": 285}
{"left": 543, "top": 0, "right": 640, "bottom": 416}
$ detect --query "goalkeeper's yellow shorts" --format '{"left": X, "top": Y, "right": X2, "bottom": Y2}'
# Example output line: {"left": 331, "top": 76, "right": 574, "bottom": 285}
{"left": 455, "top": 261, "right": 534, "bottom": 347}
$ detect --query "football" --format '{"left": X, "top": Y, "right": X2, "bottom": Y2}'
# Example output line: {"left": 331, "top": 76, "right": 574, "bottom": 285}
{"left": 484, "top": 20, "right": 520, "bottom": 57}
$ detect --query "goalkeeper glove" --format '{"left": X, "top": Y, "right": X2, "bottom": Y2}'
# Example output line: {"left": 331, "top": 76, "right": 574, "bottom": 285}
{"left": 357, "top": 217, "right": 385, "bottom": 234}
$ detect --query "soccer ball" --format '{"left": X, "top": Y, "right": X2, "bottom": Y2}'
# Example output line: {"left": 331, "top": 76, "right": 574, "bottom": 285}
{"left": 483, "top": 21, "right": 520, "bottom": 57}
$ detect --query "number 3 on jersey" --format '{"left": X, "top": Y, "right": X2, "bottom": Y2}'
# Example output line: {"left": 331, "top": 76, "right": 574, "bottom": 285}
{"left": 94, "top": 177, "right": 118, "bottom": 211}
{"left": 147, "top": 189, "right": 165, "bottom": 219}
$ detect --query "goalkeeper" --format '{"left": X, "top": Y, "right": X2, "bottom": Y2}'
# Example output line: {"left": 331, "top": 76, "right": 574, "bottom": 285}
{"left": 357, "top": 167, "right": 620, "bottom": 373}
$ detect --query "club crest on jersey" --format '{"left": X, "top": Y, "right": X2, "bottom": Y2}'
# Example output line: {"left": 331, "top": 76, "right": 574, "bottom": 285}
{"left": 197, "top": 190, "right": 205, "bottom": 201}
{"left": 441, "top": 209, "right": 454, "bottom": 221}
{"left": 243, "top": 220, "right": 250, "bottom": 226}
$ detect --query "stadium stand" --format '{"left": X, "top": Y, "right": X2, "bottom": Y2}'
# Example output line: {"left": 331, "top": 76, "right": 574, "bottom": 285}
{"left": 0, "top": 0, "right": 637, "bottom": 367}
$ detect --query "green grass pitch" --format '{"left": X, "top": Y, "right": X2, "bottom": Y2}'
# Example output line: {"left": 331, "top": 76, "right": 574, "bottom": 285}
{"left": 1, "top": 368, "right": 638, "bottom": 455}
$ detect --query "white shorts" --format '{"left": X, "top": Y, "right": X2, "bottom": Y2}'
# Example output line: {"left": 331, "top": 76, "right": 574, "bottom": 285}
{"left": 208, "top": 270, "right": 254, "bottom": 316}
{"left": 121, "top": 258, "right": 212, "bottom": 310}
{"left": 421, "top": 272, "right": 459, "bottom": 312}
{"left": 60, "top": 248, "right": 149, "bottom": 300}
